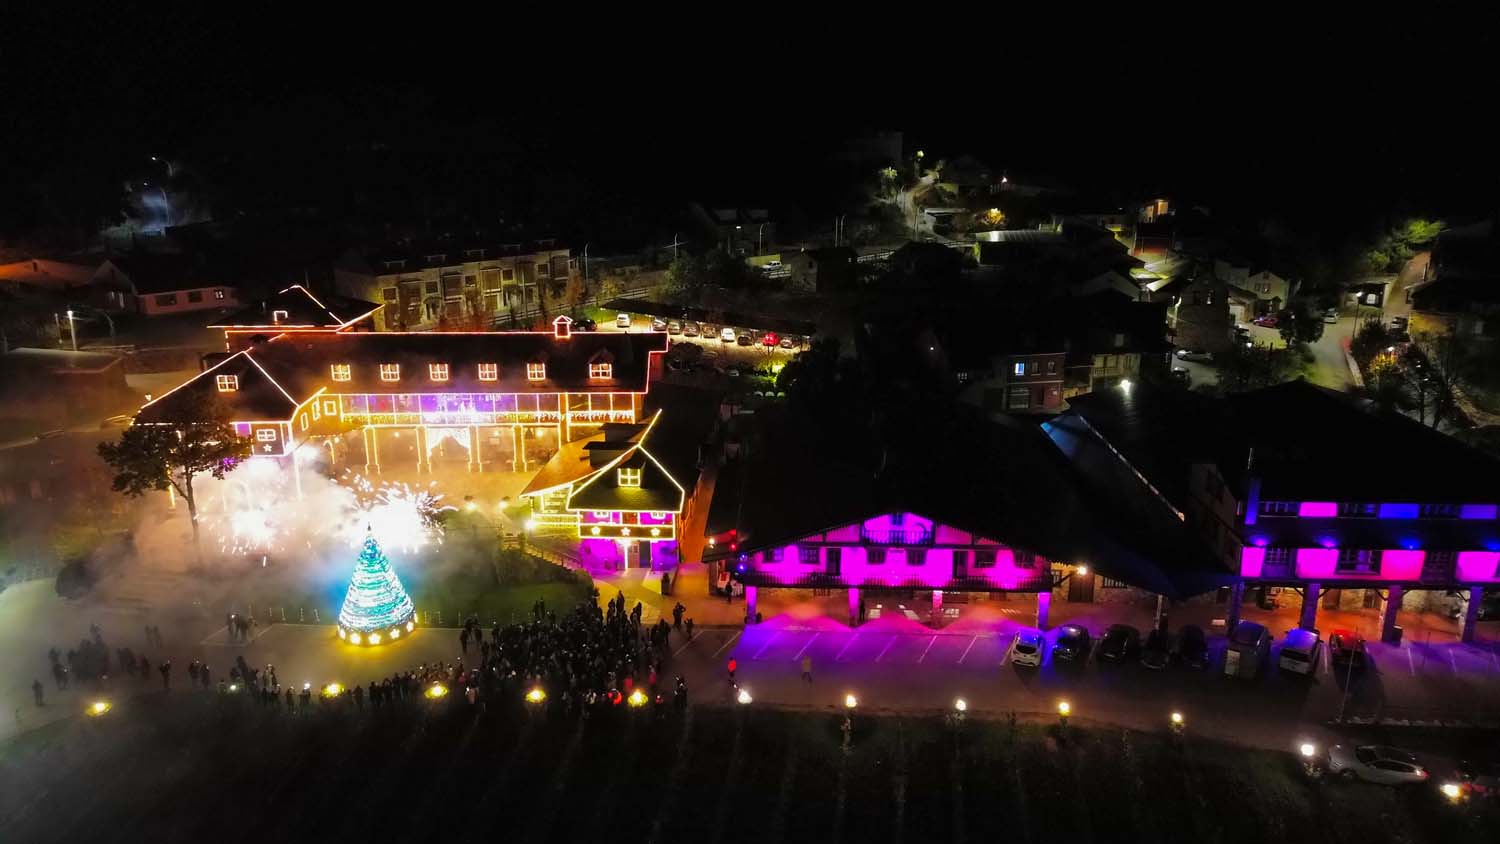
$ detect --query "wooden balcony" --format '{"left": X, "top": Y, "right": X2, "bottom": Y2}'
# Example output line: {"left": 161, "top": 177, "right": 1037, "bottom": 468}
{"left": 858, "top": 527, "right": 933, "bottom": 545}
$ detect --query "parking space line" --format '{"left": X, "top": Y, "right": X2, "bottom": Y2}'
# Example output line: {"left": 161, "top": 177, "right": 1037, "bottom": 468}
{"left": 1448, "top": 650, "right": 1459, "bottom": 674}
{"left": 1406, "top": 648, "right": 1416, "bottom": 676}
{"left": 792, "top": 633, "right": 819, "bottom": 661}
{"left": 711, "top": 630, "right": 742, "bottom": 659}
{"left": 752, "top": 631, "right": 781, "bottom": 660}
{"left": 999, "top": 636, "right": 1012, "bottom": 666}
{"left": 835, "top": 633, "right": 860, "bottom": 662}
{"left": 917, "top": 635, "right": 937, "bottom": 663}
{"left": 957, "top": 635, "right": 978, "bottom": 665}
{"left": 875, "top": 636, "right": 897, "bottom": 663}
{"left": 672, "top": 635, "right": 699, "bottom": 657}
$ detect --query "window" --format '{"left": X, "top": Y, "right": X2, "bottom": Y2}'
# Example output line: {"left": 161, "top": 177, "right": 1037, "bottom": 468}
{"left": 618, "top": 468, "right": 641, "bottom": 487}
{"left": 867, "top": 547, "right": 887, "bottom": 564}
{"left": 1336, "top": 548, "right": 1380, "bottom": 573}
{"left": 956, "top": 371, "right": 969, "bottom": 383}
{"left": 255, "top": 429, "right": 277, "bottom": 442}
{"left": 1013, "top": 550, "right": 1036, "bottom": 569}
{"left": 429, "top": 363, "right": 449, "bottom": 382}
{"left": 382, "top": 287, "right": 398, "bottom": 302}
{"left": 1339, "top": 502, "right": 1377, "bottom": 517}
{"left": 1013, "top": 361, "right": 1026, "bottom": 376}
{"left": 1265, "top": 547, "right": 1291, "bottom": 566}
{"left": 798, "top": 546, "right": 820, "bottom": 564}
{"left": 1007, "top": 386, "right": 1031, "bottom": 409}
{"left": 1259, "top": 500, "right": 1296, "bottom": 516}
{"left": 312, "top": 401, "right": 320, "bottom": 420}
{"left": 764, "top": 547, "right": 783, "bottom": 563}
{"left": 536, "top": 262, "right": 549, "bottom": 277}
{"left": 478, "top": 363, "right": 498, "bottom": 381}
{"left": 155, "top": 294, "right": 178, "bottom": 307}
{"left": 589, "top": 362, "right": 613, "bottom": 379}
{"left": 378, "top": 363, "right": 401, "bottom": 382}
{"left": 1420, "top": 503, "right": 1460, "bottom": 519}
{"left": 1046, "top": 360, "right": 1057, "bottom": 374}
{"left": 1113, "top": 332, "right": 1125, "bottom": 348}
{"left": 300, "top": 413, "right": 309, "bottom": 431}
{"left": 1101, "top": 577, "right": 1130, "bottom": 589}
{"left": 907, "top": 548, "right": 927, "bottom": 565}
{"left": 502, "top": 268, "right": 515, "bottom": 282}
{"left": 187, "top": 290, "right": 203, "bottom": 303}
{"left": 215, "top": 374, "right": 238, "bottom": 392}
{"left": 973, "top": 548, "right": 997, "bottom": 568}
{"left": 331, "top": 364, "right": 351, "bottom": 382}
{"left": 323, "top": 399, "right": 337, "bottom": 415}
{"left": 527, "top": 362, "right": 546, "bottom": 381}
{"left": 890, "top": 512, "right": 905, "bottom": 525}
{"left": 272, "top": 310, "right": 289, "bottom": 323}
{"left": 214, "top": 289, "right": 226, "bottom": 300}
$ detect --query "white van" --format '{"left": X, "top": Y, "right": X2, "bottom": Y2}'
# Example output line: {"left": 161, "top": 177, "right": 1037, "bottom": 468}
{"left": 1277, "top": 628, "right": 1322, "bottom": 675}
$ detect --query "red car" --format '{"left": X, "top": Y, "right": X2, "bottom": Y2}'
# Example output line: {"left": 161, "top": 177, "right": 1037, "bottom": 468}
{"left": 761, "top": 331, "right": 780, "bottom": 347}
{"left": 1252, "top": 314, "right": 1279, "bottom": 328}
{"left": 1329, "top": 628, "right": 1367, "bottom": 669}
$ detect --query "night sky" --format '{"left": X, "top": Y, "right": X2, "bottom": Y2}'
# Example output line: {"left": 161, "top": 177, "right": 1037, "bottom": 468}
{"left": 4, "top": 9, "right": 1498, "bottom": 246}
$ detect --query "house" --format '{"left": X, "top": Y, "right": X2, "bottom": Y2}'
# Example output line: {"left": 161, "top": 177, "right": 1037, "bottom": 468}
{"left": 784, "top": 246, "right": 857, "bottom": 292}
{"left": 947, "top": 317, "right": 1066, "bottom": 415}
{"left": 1214, "top": 258, "right": 1293, "bottom": 317}
{"left": 1046, "top": 379, "right": 1500, "bottom": 642}
{"left": 691, "top": 205, "right": 775, "bottom": 256}
{"left": 133, "top": 315, "right": 667, "bottom": 473}
{"left": 1131, "top": 219, "right": 1175, "bottom": 260}
{"left": 1170, "top": 274, "right": 1233, "bottom": 354}
{"left": 209, "top": 284, "right": 380, "bottom": 352}
{"left": 333, "top": 240, "right": 576, "bottom": 331}
{"left": 1061, "top": 297, "right": 1173, "bottom": 396}
{"left": 0, "top": 258, "right": 96, "bottom": 293}
{"left": 90, "top": 254, "right": 237, "bottom": 315}
{"left": 1408, "top": 219, "right": 1500, "bottom": 337}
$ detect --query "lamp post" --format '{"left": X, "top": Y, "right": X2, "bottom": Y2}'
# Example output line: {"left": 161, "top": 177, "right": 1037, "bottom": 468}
{"left": 65, "top": 310, "right": 77, "bottom": 352}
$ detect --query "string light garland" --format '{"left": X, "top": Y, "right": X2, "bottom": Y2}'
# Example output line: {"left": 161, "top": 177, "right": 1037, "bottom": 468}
{"left": 336, "top": 531, "right": 416, "bottom": 646}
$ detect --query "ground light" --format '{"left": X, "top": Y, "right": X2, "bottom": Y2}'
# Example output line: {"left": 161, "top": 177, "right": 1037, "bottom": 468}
{"left": 844, "top": 693, "right": 858, "bottom": 710}
{"left": 424, "top": 683, "right": 448, "bottom": 700}
{"left": 954, "top": 698, "right": 967, "bottom": 712}
{"left": 1299, "top": 742, "right": 1317, "bottom": 758}
{"left": 627, "top": 689, "right": 648, "bottom": 708}
{"left": 227, "top": 683, "right": 241, "bottom": 693}
{"left": 86, "top": 700, "right": 112, "bottom": 717}
{"left": 1170, "top": 711, "right": 1184, "bottom": 725}
{"left": 1440, "top": 782, "right": 1463, "bottom": 801}
{"left": 737, "top": 689, "right": 753, "bottom": 705}
{"left": 525, "top": 687, "right": 547, "bottom": 704}
{"left": 322, "top": 683, "right": 343, "bottom": 699}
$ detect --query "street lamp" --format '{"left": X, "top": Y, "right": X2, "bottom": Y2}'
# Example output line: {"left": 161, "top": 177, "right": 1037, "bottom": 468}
{"left": 844, "top": 693, "right": 858, "bottom": 710}
{"left": 1057, "top": 700, "right": 1071, "bottom": 727}
{"left": 65, "top": 310, "right": 77, "bottom": 351}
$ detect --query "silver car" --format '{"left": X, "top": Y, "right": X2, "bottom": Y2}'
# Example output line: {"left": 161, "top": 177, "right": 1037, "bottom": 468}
{"left": 1011, "top": 630, "right": 1045, "bottom": 667}
{"left": 1327, "top": 745, "right": 1429, "bottom": 786}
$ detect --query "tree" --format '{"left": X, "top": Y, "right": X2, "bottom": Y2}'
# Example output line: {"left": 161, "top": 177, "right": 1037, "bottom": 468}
{"left": 97, "top": 402, "right": 250, "bottom": 564}
{"left": 1276, "top": 301, "right": 1325, "bottom": 346}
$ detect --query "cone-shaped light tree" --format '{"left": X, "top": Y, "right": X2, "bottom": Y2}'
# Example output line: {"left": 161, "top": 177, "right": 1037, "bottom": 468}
{"left": 337, "top": 531, "right": 416, "bottom": 646}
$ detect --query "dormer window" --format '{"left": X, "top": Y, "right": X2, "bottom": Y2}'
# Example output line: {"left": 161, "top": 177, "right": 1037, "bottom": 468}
{"left": 216, "top": 374, "right": 239, "bottom": 392}
{"left": 380, "top": 363, "right": 401, "bottom": 382}
{"left": 477, "top": 363, "right": 498, "bottom": 381}
{"left": 272, "top": 309, "right": 289, "bottom": 324}
{"left": 590, "top": 362, "right": 613, "bottom": 379}
{"left": 527, "top": 362, "right": 546, "bottom": 381}
{"left": 429, "top": 363, "right": 449, "bottom": 382}
{"left": 331, "top": 364, "right": 351, "bottom": 382}
{"left": 618, "top": 468, "right": 641, "bottom": 487}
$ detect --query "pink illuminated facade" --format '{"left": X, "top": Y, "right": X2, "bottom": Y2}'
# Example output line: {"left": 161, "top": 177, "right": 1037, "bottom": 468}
{"left": 730, "top": 512, "right": 1055, "bottom": 594}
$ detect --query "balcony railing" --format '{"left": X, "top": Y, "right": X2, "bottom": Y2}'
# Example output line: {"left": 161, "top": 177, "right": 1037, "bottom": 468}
{"left": 859, "top": 527, "right": 933, "bottom": 545}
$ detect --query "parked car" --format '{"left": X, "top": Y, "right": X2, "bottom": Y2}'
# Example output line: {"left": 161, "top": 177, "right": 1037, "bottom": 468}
{"left": 1252, "top": 313, "right": 1279, "bottom": 328}
{"left": 1097, "top": 624, "right": 1141, "bottom": 663}
{"left": 1327, "top": 745, "right": 1429, "bottom": 786}
{"left": 761, "top": 331, "right": 780, "bottom": 347}
{"left": 682, "top": 321, "right": 700, "bottom": 337}
{"left": 779, "top": 335, "right": 798, "bottom": 350}
{"left": 651, "top": 317, "right": 668, "bottom": 331}
{"left": 1323, "top": 308, "right": 1340, "bottom": 324}
{"left": 1052, "top": 624, "right": 1091, "bottom": 662}
{"left": 1175, "top": 624, "right": 1208, "bottom": 669}
{"left": 666, "top": 320, "right": 683, "bottom": 334}
{"left": 1277, "top": 627, "right": 1322, "bottom": 675}
{"left": 574, "top": 317, "right": 597, "bottom": 331}
{"left": 1329, "top": 629, "right": 1367, "bottom": 669}
{"left": 1011, "top": 630, "right": 1045, "bottom": 668}
{"left": 1224, "top": 621, "right": 1272, "bottom": 678}
{"left": 719, "top": 327, "right": 736, "bottom": 343}
{"left": 1175, "top": 348, "right": 1213, "bottom": 363}
{"left": 736, "top": 331, "right": 754, "bottom": 346}
{"left": 616, "top": 313, "right": 632, "bottom": 329}
{"left": 1455, "top": 760, "right": 1500, "bottom": 799}
{"left": 1141, "top": 628, "right": 1171, "bottom": 669}
{"left": 1169, "top": 367, "right": 1191, "bottom": 386}
{"left": 1390, "top": 315, "right": 1410, "bottom": 332}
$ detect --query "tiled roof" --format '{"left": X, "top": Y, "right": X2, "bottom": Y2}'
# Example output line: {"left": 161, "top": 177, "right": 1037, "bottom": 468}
{"left": 566, "top": 444, "right": 684, "bottom": 513}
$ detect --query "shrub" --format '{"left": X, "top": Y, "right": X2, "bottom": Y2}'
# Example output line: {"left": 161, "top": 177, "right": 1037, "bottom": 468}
{"left": 55, "top": 556, "right": 96, "bottom": 599}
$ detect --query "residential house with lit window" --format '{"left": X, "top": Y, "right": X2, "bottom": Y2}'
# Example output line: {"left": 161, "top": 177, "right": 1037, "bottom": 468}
{"left": 133, "top": 315, "right": 666, "bottom": 473}
{"left": 90, "top": 253, "right": 238, "bottom": 315}
{"left": 1045, "top": 379, "right": 1500, "bottom": 643}
{"left": 333, "top": 240, "right": 577, "bottom": 330}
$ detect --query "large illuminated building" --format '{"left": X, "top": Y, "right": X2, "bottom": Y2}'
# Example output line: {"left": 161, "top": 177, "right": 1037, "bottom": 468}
{"left": 135, "top": 287, "right": 667, "bottom": 474}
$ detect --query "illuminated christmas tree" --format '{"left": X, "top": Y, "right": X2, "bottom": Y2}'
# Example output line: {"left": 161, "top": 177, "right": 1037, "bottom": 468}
{"left": 337, "top": 531, "right": 416, "bottom": 646}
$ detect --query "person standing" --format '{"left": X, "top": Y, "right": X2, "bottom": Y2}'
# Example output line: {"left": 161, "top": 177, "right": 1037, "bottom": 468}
{"left": 201, "top": 664, "right": 211, "bottom": 688}
{"left": 159, "top": 660, "right": 171, "bottom": 691}
{"left": 32, "top": 679, "right": 44, "bottom": 707}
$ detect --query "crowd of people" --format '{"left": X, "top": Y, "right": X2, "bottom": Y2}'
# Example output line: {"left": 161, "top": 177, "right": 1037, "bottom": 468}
{"left": 31, "top": 592, "right": 702, "bottom": 723}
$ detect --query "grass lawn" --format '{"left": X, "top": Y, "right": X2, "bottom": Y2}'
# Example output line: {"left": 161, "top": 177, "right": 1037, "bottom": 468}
{"left": 3, "top": 695, "right": 1495, "bottom": 844}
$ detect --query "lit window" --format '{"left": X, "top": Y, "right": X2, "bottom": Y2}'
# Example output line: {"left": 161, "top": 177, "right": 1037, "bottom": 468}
{"left": 527, "top": 362, "right": 546, "bottom": 381}
{"left": 215, "top": 374, "right": 239, "bottom": 392}
{"left": 650, "top": 511, "right": 666, "bottom": 520}
{"left": 300, "top": 413, "right": 309, "bottom": 431}
{"left": 331, "top": 364, "right": 351, "bottom": 381}
{"left": 592, "top": 511, "right": 611, "bottom": 519}
{"left": 255, "top": 429, "right": 276, "bottom": 442}
{"left": 323, "top": 399, "right": 337, "bottom": 415}
{"left": 618, "top": 468, "right": 641, "bottom": 487}
{"left": 380, "top": 364, "right": 400, "bottom": 382}
{"left": 1013, "top": 362, "right": 1025, "bottom": 376}
{"left": 477, "top": 363, "right": 498, "bottom": 381}
{"left": 973, "top": 548, "right": 997, "bottom": 568}
{"left": 214, "top": 289, "right": 226, "bottom": 300}
{"left": 590, "top": 362, "right": 613, "bottom": 379}
{"left": 429, "top": 363, "right": 449, "bottom": 382}
{"left": 272, "top": 310, "right": 289, "bottom": 323}
{"left": 867, "top": 547, "right": 887, "bottom": 564}
{"left": 312, "top": 402, "right": 321, "bottom": 420}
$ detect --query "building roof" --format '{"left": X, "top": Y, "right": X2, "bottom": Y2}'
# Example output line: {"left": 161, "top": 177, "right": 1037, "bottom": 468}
{"left": 209, "top": 285, "right": 380, "bottom": 329}
{"left": 101, "top": 254, "right": 223, "bottom": 294}
{"left": 566, "top": 442, "right": 684, "bottom": 513}
{"left": 134, "top": 329, "right": 667, "bottom": 425}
